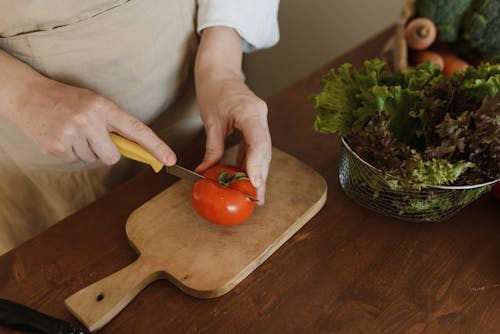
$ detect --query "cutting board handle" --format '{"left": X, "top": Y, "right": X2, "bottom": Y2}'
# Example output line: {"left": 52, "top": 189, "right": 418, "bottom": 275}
{"left": 65, "top": 256, "right": 161, "bottom": 332}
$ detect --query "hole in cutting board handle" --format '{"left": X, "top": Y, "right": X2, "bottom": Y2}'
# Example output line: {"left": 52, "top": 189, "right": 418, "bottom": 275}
{"left": 96, "top": 293, "right": 105, "bottom": 302}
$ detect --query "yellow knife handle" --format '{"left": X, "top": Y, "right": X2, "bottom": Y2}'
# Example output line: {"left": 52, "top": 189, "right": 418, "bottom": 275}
{"left": 109, "top": 133, "right": 163, "bottom": 173}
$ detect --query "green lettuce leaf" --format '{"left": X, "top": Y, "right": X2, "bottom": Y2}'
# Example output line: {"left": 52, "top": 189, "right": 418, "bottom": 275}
{"left": 312, "top": 59, "right": 386, "bottom": 136}
{"left": 311, "top": 59, "right": 500, "bottom": 187}
{"left": 408, "top": 159, "right": 475, "bottom": 188}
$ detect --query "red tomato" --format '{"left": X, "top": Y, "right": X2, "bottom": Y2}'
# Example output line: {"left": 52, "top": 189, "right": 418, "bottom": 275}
{"left": 191, "top": 165, "right": 257, "bottom": 226}
{"left": 492, "top": 182, "right": 500, "bottom": 202}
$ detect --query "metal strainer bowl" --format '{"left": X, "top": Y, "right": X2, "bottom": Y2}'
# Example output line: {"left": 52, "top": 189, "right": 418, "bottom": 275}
{"left": 338, "top": 138, "right": 494, "bottom": 222}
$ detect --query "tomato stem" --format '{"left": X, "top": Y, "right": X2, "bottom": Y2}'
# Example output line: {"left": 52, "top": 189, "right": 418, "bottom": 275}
{"left": 217, "top": 171, "right": 249, "bottom": 187}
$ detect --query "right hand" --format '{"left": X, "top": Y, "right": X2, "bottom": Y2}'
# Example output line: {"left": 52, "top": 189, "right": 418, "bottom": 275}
{"left": 12, "top": 77, "right": 176, "bottom": 166}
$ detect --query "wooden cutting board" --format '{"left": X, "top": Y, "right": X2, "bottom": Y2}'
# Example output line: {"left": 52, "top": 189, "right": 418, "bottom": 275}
{"left": 65, "top": 147, "right": 327, "bottom": 332}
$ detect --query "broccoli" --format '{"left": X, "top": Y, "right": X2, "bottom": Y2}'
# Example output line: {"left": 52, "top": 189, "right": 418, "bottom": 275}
{"left": 416, "top": 0, "right": 474, "bottom": 43}
{"left": 461, "top": 0, "right": 500, "bottom": 62}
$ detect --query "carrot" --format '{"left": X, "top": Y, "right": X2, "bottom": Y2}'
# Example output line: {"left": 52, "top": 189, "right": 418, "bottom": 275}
{"left": 414, "top": 50, "right": 444, "bottom": 70}
{"left": 440, "top": 53, "right": 469, "bottom": 77}
{"left": 405, "top": 17, "right": 437, "bottom": 50}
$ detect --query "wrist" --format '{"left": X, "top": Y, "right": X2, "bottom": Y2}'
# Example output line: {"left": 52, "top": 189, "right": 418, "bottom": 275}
{"left": 6, "top": 74, "right": 53, "bottom": 125}
{"left": 0, "top": 50, "right": 48, "bottom": 122}
{"left": 195, "top": 26, "right": 244, "bottom": 82}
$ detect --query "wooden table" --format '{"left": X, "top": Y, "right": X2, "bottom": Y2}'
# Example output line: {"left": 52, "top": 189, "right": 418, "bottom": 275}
{"left": 1, "top": 27, "right": 499, "bottom": 334}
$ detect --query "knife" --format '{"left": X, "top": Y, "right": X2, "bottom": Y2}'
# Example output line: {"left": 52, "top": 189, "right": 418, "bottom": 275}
{"left": 109, "top": 133, "right": 258, "bottom": 201}
{"left": 0, "top": 298, "right": 89, "bottom": 334}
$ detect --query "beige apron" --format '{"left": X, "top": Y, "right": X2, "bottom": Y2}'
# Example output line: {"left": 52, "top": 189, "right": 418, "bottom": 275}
{"left": 0, "top": 0, "right": 203, "bottom": 255}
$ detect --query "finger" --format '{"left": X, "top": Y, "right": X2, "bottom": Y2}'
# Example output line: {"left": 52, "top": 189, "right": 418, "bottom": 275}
{"left": 240, "top": 119, "right": 271, "bottom": 182}
{"left": 71, "top": 139, "right": 98, "bottom": 163}
{"left": 87, "top": 130, "right": 121, "bottom": 165}
{"left": 195, "top": 121, "right": 226, "bottom": 172}
{"left": 256, "top": 159, "right": 271, "bottom": 205}
{"left": 41, "top": 137, "right": 80, "bottom": 163}
{"left": 58, "top": 153, "right": 80, "bottom": 163}
{"left": 105, "top": 105, "right": 176, "bottom": 166}
{"left": 43, "top": 144, "right": 79, "bottom": 163}
{"left": 245, "top": 151, "right": 271, "bottom": 205}
{"left": 236, "top": 138, "right": 246, "bottom": 167}
{"left": 76, "top": 114, "right": 121, "bottom": 165}
{"left": 238, "top": 119, "right": 272, "bottom": 204}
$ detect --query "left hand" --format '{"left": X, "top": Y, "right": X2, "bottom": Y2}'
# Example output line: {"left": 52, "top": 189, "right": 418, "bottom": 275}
{"left": 194, "top": 27, "right": 272, "bottom": 204}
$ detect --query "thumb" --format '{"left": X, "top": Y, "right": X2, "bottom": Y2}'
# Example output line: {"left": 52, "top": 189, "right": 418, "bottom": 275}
{"left": 196, "top": 123, "right": 225, "bottom": 172}
{"left": 244, "top": 145, "right": 271, "bottom": 205}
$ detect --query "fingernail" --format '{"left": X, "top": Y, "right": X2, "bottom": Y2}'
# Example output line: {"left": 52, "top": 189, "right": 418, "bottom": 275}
{"left": 257, "top": 187, "right": 265, "bottom": 205}
{"left": 165, "top": 153, "right": 176, "bottom": 166}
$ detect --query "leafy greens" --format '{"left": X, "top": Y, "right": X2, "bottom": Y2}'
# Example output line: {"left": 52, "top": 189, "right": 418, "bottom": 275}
{"left": 312, "top": 59, "right": 500, "bottom": 188}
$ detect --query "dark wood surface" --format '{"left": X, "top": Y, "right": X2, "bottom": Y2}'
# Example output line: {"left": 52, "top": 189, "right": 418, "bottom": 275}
{"left": 1, "top": 27, "right": 499, "bottom": 334}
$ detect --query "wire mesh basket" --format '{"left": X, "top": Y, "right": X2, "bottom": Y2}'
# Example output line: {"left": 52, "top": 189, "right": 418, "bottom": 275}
{"left": 338, "top": 138, "right": 494, "bottom": 222}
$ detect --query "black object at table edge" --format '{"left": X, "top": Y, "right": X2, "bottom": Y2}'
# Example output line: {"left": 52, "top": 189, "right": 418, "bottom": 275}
{"left": 0, "top": 298, "right": 89, "bottom": 334}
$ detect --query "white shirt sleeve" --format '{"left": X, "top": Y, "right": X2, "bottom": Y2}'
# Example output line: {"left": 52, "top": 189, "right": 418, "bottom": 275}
{"left": 197, "top": 0, "right": 280, "bottom": 53}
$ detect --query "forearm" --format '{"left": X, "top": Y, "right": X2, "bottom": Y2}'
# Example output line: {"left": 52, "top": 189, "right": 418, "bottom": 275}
{"left": 195, "top": 26, "right": 244, "bottom": 82}
{"left": 0, "top": 48, "right": 45, "bottom": 122}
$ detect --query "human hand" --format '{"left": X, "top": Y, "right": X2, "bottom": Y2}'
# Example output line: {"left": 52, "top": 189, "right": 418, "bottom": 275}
{"left": 10, "top": 77, "right": 176, "bottom": 166}
{"left": 195, "top": 27, "right": 272, "bottom": 204}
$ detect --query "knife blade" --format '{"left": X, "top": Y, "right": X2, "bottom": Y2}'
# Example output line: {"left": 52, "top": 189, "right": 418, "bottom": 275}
{"left": 164, "top": 164, "right": 206, "bottom": 183}
{"left": 0, "top": 298, "right": 89, "bottom": 334}
{"left": 109, "top": 133, "right": 258, "bottom": 202}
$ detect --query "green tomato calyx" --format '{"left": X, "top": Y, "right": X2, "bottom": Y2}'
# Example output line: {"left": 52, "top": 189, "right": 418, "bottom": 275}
{"left": 217, "top": 171, "right": 249, "bottom": 187}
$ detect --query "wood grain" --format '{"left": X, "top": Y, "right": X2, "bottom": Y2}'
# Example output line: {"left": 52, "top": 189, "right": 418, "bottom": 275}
{"left": 0, "top": 26, "right": 499, "bottom": 334}
{"left": 64, "top": 147, "right": 327, "bottom": 332}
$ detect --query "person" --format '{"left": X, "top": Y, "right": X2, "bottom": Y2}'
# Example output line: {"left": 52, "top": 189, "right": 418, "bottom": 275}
{"left": 0, "top": 0, "right": 280, "bottom": 255}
